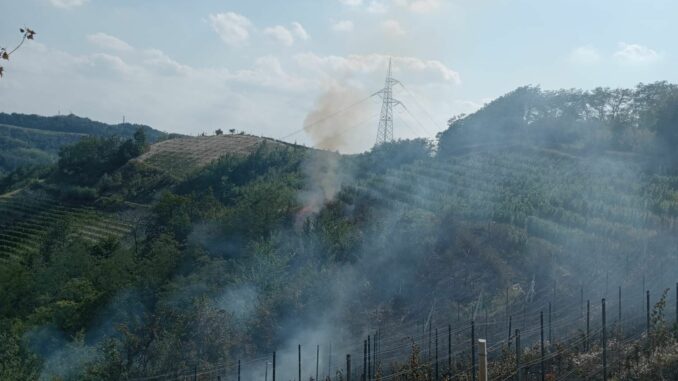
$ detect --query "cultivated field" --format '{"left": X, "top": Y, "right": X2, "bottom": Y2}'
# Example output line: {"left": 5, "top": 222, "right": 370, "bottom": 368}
{"left": 0, "top": 192, "right": 132, "bottom": 263}
{"left": 349, "top": 146, "right": 678, "bottom": 286}
{"left": 136, "top": 134, "right": 287, "bottom": 178}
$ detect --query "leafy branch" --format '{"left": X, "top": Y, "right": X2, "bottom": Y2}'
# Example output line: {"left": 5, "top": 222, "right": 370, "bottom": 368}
{"left": 0, "top": 27, "right": 37, "bottom": 78}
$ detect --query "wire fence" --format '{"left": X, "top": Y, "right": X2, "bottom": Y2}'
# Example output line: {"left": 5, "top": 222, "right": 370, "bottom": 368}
{"left": 127, "top": 280, "right": 678, "bottom": 381}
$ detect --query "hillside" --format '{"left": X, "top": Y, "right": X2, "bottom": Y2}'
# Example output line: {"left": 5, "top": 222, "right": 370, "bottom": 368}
{"left": 0, "top": 113, "right": 169, "bottom": 176}
{"left": 1, "top": 84, "right": 678, "bottom": 380}
{"left": 0, "top": 134, "right": 298, "bottom": 265}
{"left": 0, "top": 113, "right": 167, "bottom": 141}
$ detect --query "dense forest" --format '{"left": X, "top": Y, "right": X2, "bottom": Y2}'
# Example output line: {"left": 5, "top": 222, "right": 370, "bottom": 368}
{"left": 2, "top": 83, "right": 678, "bottom": 380}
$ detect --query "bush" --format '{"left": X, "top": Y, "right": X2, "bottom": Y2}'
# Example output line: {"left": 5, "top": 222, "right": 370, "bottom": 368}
{"left": 59, "top": 185, "right": 98, "bottom": 201}
{"left": 56, "top": 128, "right": 148, "bottom": 186}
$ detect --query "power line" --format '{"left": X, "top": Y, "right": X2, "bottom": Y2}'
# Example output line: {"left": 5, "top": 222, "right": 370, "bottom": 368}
{"left": 401, "top": 83, "right": 445, "bottom": 131}
{"left": 399, "top": 105, "right": 433, "bottom": 137}
{"left": 279, "top": 61, "right": 439, "bottom": 146}
{"left": 395, "top": 108, "right": 425, "bottom": 136}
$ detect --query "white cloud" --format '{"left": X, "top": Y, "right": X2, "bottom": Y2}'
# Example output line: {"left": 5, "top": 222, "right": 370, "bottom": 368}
{"left": 208, "top": 12, "right": 253, "bottom": 47}
{"left": 263, "top": 23, "right": 310, "bottom": 46}
{"left": 331, "top": 20, "right": 355, "bottom": 32}
{"left": 366, "top": 1, "right": 388, "bottom": 13}
{"left": 408, "top": 0, "right": 441, "bottom": 13}
{"left": 338, "top": 0, "right": 364, "bottom": 6}
{"left": 50, "top": 0, "right": 88, "bottom": 8}
{"left": 614, "top": 42, "right": 661, "bottom": 65}
{"left": 141, "top": 49, "right": 192, "bottom": 76}
{"left": 263, "top": 25, "right": 295, "bottom": 46}
{"left": 291, "top": 22, "right": 310, "bottom": 41}
{"left": 381, "top": 19, "right": 406, "bottom": 36}
{"left": 569, "top": 45, "right": 601, "bottom": 65}
{"left": 294, "top": 53, "right": 461, "bottom": 84}
{"left": 338, "top": 0, "right": 387, "bottom": 13}
{"left": 1, "top": 21, "right": 462, "bottom": 152}
{"left": 86, "top": 33, "right": 133, "bottom": 52}
{"left": 86, "top": 53, "right": 138, "bottom": 77}
{"left": 394, "top": 0, "right": 441, "bottom": 13}
{"left": 0, "top": 41, "right": 311, "bottom": 140}
{"left": 338, "top": 0, "right": 392, "bottom": 13}
{"left": 228, "top": 56, "right": 309, "bottom": 90}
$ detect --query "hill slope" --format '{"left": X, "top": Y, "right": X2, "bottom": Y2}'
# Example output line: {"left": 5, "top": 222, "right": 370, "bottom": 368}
{"left": 2, "top": 83, "right": 678, "bottom": 380}
{"left": 0, "top": 113, "right": 168, "bottom": 176}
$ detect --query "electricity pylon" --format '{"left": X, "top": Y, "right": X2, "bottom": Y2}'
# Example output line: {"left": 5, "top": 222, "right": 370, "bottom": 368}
{"left": 374, "top": 57, "right": 403, "bottom": 146}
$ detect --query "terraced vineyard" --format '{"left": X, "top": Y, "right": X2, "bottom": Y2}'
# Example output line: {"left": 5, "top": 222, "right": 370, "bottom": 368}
{"left": 0, "top": 192, "right": 132, "bottom": 262}
{"left": 136, "top": 134, "right": 287, "bottom": 178}
{"left": 1, "top": 135, "right": 292, "bottom": 262}
{"left": 348, "top": 146, "right": 678, "bottom": 285}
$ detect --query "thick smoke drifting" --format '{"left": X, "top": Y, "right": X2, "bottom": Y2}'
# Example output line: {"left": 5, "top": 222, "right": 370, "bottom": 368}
{"left": 303, "top": 84, "right": 374, "bottom": 154}
{"left": 297, "top": 84, "right": 373, "bottom": 222}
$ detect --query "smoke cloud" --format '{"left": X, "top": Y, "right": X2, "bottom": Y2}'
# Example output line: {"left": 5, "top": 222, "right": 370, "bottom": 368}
{"left": 303, "top": 83, "right": 374, "bottom": 154}
{"left": 296, "top": 83, "right": 374, "bottom": 223}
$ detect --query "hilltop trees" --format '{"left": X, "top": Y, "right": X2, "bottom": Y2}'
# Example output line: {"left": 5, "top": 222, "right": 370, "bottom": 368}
{"left": 0, "top": 113, "right": 165, "bottom": 141}
{"left": 646, "top": 84, "right": 678, "bottom": 154}
{"left": 351, "top": 138, "right": 434, "bottom": 177}
{"left": 56, "top": 128, "right": 148, "bottom": 187}
{"left": 437, "top": 82, "right": 678, "bottom": 157}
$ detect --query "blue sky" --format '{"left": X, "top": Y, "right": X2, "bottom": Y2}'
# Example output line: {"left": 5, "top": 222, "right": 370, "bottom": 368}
{"left": 1, "top": 0, "right": 675, "bottom": 152}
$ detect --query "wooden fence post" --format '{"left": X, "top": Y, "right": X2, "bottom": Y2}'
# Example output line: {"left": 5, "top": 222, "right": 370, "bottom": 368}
{"left": 471, "top": 320, "right": 477, "bottom": 381}
{"left": 478, "top": 339, "right": 488, "bottom": 381}
{"left": 580, "top": 286, "right": 584, "bottom": 318}
{"left": 363, "top": 340, "right": 367, "bottom": 381}
{"left": 507, "top": 316, "right": 512, "bottom": 350}
{"left": 586, "top": 300, "right": 590, "bottom": 351}
{"left": 646, "top": 290, "right": 651, "bottom": 334}
{"left": 435, "top": 327, "right": 439, "bottom": 381}
{"left": 540, "top": 311, "right": 545, "bottom": 381}
{"left": 429, "top": 323, "right": 433, "bottom": 368}
{"left": 347, "top": 354, "right": 351, "bottom": 381}
{"left": 448, "top": 324, "right": 452, "bottom": 375}
{"left": 548, "top": 302, "right": 552, "bottom": 344}
{"left": 602, "top": 298, "right": 607, "bottom": 381}
{"left": 515, "top": 329, "right": 521, "bottom": 381}
{"left": 368, "top": 335, "right": 371, "bottom": 381}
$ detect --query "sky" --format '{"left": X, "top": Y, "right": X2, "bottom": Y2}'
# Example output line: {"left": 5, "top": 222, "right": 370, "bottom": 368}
{"left": 1, "top": 0, "right": 676, "bottom": 153}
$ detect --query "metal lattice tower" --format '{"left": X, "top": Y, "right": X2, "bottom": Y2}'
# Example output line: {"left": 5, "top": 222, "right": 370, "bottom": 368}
{"left": 375, "top": 58, "right": 403, "bottom": 146}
